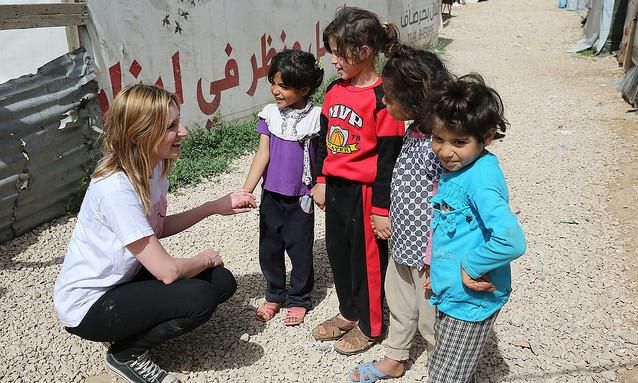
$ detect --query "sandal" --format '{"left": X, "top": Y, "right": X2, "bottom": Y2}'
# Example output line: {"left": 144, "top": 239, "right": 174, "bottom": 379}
{"left": 349, "top": 359, "right": 398, "bottom": 383}
{"left": 311, "top": 314, "right": 357, "bottom": 341}
{"left": 256, "top": 301, "right": 281, "bottom": 322}
{"left": 334, "top": 325, "right": 380, "bottom": 356}
{"left": 283, "top": 307, "right": 307, "bottom": 326}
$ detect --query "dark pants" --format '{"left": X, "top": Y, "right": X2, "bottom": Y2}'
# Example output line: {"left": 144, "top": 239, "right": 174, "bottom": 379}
{"left": 325, "top": 177, "right": 388, "bottom": 338}
{"left": 66, "top": 266, "right": 237, "bottom": 361}
{"left": 259, "top": 190, "right": 314, "bottom": 309}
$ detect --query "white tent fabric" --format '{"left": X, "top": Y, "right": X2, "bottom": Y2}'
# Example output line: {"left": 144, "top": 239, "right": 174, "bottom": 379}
{"left": 568, "top": 0, "right": 615, "bottom": 53}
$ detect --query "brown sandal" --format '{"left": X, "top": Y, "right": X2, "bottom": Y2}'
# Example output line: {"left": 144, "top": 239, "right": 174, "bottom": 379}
{"left": 334, "top": 325, "right": 380, "bottom": 356}
{"left": 311, "top": 314, "right": 356, "bottom": 341}
{"left": 256, "top": 302, "right": 281, "bottom": 322}
{"left": 283, "top": 307, "right": 307, "bottom": 326}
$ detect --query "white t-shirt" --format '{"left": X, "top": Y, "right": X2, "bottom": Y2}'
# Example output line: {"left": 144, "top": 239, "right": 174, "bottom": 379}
{"left": 53, "top": 166, "right": 168, "bottom": 327}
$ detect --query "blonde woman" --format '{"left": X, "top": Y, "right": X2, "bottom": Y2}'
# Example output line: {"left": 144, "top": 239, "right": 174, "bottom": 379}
{"left": 53, "top": 84, "right": 256, "bottom": 383}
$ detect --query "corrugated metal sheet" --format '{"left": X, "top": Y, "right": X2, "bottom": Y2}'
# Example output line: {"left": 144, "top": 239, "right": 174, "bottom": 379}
{"left": 0, "top": 47, "right": 100, "bottom": 243}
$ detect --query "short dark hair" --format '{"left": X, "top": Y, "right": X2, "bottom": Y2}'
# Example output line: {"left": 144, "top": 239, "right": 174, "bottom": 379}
{"left": 381, "top": 44, "right": 451, "bottom": 123}
{"left": 425, "top": 73, "right": 508, "bottom": 143}
{"left": 267, "top": 49, "right": 324, "bottom": 100}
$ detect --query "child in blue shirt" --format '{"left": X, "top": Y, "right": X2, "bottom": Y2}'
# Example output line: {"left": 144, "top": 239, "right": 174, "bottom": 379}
{"left": 425, "top": 73, "right": 526, "bottom": 382}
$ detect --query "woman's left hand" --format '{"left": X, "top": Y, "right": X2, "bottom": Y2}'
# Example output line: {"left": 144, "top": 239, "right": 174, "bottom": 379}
{"left": 211, "top": 190, "right": 257, "bottom": 215}
{"left": 199, "top": 248, "right": 224, "bottom": 268}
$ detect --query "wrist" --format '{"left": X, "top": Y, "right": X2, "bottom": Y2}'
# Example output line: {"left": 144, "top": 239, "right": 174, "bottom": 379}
{"left": 370, "top": 206, "right": 389, "bottom": 216}
{"left": 205, "top": 200, "right": 219, "bottom": 216}
{"left": 241, "top": 182, "right": 253, "bottom": 193}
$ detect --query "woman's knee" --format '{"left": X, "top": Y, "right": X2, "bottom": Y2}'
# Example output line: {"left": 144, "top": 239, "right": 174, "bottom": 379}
{"left": 209, "top": 267, "right": 237, "bottom": 303}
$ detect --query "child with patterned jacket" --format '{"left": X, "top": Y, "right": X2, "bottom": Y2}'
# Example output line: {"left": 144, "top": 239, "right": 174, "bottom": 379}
{"left": 349, "top": 45, "right": 452, "bottom": 382}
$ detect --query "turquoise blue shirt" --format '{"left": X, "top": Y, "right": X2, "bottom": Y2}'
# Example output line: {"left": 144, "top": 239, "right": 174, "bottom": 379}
{"left": 429, "top": 152, "right": 526, "bottom": 322}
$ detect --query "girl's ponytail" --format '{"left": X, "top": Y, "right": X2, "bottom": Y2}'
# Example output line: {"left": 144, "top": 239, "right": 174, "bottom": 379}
{"left": 380, "top": 22, "right": 401, "bottom": 57}
{"left": 323, "top": 7, "right": 402, "bottom": 62}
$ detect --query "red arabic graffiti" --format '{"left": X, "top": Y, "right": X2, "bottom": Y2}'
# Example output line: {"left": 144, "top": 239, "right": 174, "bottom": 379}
{"left": 197, "top": 43, "right": 238, "bottom": 115}
{"left": 97, "top": 21, "right": 326, "bottom": 119}
{"left": 97, "top": 51, "right": 184, "bottom": 113}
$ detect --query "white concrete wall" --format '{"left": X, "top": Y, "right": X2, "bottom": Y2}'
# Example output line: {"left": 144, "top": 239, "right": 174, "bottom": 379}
{"left": 84, "top": 0, "right": 441, "bottom": 127}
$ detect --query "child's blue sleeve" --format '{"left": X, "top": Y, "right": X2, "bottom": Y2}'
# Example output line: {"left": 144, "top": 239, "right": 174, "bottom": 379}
{"left": 460, "top": 181, "right": 526, "bottom": 279}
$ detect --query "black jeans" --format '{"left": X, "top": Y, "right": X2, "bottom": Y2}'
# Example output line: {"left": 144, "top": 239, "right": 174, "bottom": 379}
{"left": 259, "top": 190, "right": 314, "bottom": 309}
{"left": 66, "top": 266, "right": 237, "bottom": 361}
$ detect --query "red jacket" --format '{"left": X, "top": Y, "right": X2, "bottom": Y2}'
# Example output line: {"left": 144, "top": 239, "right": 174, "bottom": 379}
{"left": 316, "top": 78, "right": 404, "bottom": 215}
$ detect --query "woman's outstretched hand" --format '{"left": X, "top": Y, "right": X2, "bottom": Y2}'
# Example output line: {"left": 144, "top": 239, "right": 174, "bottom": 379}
{"left": 211, "top": 190, "right": 256, "bottom": 215}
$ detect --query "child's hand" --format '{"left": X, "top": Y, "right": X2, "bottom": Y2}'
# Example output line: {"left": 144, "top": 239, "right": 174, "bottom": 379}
{"left": 423, "top": 265, "right": 432, "bottom": 291}
{"left": 311, "top": 184, "right": 326, "bottom": 211}
{"left": 461, "top": 267, "right": 496, "bottom": 292}
{"left": 423, "top": 275, "right": 431, "bottom": 291}
{"left": 371, "top": 214, "right": 391, "bottom": 240}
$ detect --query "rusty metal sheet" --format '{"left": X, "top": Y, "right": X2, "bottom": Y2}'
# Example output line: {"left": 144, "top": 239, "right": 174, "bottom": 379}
{"left": 0, "top": 48, "right": 100, "bottom": 243}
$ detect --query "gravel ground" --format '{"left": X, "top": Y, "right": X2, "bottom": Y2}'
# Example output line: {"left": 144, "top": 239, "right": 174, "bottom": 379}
{"left": 2, "top": 1, "right": 638, "bottom": 382}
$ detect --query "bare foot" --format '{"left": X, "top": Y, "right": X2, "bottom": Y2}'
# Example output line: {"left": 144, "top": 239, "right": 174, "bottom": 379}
{"left": 350, "top": 358, "right": 405, "bottom": 381}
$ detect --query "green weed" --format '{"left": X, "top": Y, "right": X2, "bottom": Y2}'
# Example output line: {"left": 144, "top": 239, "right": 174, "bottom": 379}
{"left": 169, "top": 117, "right": 260, "bottom": 191}
{"left": 432, "top": 39, "right": 447, "bottom": 55}
{"left": 577, "top": 48, "right": 594, "bottom": 57}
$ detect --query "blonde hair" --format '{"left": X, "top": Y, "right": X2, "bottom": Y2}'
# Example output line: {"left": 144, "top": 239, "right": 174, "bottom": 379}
{"left": 92, "top": 84, "right": 180, "bottom": 214}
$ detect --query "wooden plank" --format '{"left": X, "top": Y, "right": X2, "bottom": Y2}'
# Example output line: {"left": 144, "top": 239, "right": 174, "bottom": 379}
{"left": 0, "top": 3, "right": 88, "bottom": 30}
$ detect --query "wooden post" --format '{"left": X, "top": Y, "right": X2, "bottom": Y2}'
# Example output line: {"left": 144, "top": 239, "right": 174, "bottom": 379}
{"left": 63, "top": 0, "right": 82, "bottom": 51}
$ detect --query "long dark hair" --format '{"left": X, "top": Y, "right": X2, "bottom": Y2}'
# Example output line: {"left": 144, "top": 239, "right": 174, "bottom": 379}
{"left": 381, "top": 44, "right": 451, "bottom": 126}
{"left": 323, "top": 6, "right": 400, "bottom": 63}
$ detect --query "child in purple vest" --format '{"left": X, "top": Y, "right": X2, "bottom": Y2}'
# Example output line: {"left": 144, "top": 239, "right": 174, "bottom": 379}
{"left": 242, "top": 49, "right": 323, "bottom": 326}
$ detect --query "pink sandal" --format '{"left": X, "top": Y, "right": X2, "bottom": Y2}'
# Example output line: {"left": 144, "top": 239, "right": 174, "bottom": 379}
{"left": 283, "top": 307, "right": 307, "bottom": 326}
{"left": 256, "top": 302, "right": 281, "bottom": 322}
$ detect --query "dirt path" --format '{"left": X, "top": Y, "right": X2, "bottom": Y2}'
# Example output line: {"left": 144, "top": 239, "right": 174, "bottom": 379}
{"left": 1, "top": 1, "right": 637, "bottom": 382}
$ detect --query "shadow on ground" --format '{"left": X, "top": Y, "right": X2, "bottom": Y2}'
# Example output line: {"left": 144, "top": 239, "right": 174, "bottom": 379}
{"left": 476, "top": 330, "right": 510, "bottom": 381}
{"left": 153, "top": 272, "right": 267, "bottom": 371}
{"left": 154, "top": 238, "right": 332, "bottom": 372}
{"left": 0, "top": 215, "right": 71, "bottom": 270}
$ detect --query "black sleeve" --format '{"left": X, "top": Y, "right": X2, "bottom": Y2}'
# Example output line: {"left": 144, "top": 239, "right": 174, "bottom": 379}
{"left": 371, "top": 85, "right": 404, "bottom": 210}
{"left": 372, "top": 135, "right": 403, "bottom": 209}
